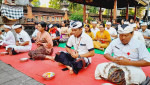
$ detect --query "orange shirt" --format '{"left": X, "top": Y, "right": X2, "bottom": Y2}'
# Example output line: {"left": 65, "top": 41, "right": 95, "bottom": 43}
{"left": 95, "top": 30, "right": 111, "bottom": 45}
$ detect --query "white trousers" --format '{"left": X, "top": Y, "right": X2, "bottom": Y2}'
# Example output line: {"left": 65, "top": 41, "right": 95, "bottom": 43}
{"left": 6, "top": 45, "right": 31, "bottom": 53}
{"left": 0, "top": 41, "right": 15, "bottom": 47}
{"left": 95, "top": 62, "right": 146, "bottom": 85}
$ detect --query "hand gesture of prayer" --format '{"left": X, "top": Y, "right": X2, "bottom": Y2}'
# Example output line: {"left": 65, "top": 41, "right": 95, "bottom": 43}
{"left": 113, "top": 56, "right": 130, "bottom": 65}
{"left": 71, "top": 50, "right": 79, "bottom": 59}
{"left": 36, "top": 41, "right": 43, "bottom": 46}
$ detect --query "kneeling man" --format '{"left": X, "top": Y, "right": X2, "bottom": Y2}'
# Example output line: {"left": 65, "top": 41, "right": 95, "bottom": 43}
{"left": 95, "top": 25, "right": 150, "bottom": 84}
{"left": 6, "top": 24, "right": 32, "bottom": 55}
{"left": 47, "top": 21, "right": 95, "bottom": 74}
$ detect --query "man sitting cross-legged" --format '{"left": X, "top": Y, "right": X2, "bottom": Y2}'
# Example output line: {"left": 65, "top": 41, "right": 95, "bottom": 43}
{"left": 6, "top": 24, "right": 32, "bottom": 55}
{"left": 46, "top": 21, "right": 95, "bottom": 74}
{"left": 95, "top": 25, "right": 150, "bottom": 85}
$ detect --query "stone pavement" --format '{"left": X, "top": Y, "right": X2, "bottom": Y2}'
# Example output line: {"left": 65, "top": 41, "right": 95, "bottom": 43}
{"left": 0, "top": 60, "right": 44, "bottom": 85}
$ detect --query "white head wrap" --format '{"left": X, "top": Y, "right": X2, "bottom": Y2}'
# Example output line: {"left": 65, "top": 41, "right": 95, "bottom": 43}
{"left": 49, "top": 24, "right": 53, "bottom": 28}
{"left": 4, "top": 25, "right": 11, "bottom": 29}
{"left": 12, "top": 24, "right": 22, "bottom": 29}
{"left": 140, "top": 22, "right": 147, "bottom": 26}
{"left": 118, "top": 25, "right": 133, "bottom": 34}
{"left": 124, "top": 21, "right": 130, "bottom": 25}
{"left": 106, "top": 22, "right": 111, "bottom": 25}
{"left": 70, "top": 21, "right": 83, "bottom": 29}
{"left": 92, "top": 21, "right": 97, "bottom": 24}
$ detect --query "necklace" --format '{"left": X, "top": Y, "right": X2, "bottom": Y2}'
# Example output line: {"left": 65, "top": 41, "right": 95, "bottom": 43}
{"left": 75, "top": 37, "right": 82, "bottom": 52}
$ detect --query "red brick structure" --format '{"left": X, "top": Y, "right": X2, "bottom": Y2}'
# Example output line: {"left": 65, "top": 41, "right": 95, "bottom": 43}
{"left": 23, "top": 5, "right": 65, "bottom": 25}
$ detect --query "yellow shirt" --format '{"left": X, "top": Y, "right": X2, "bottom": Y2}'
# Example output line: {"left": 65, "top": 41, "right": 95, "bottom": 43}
{"left": 85, "top": 31, "right": 94, "bottom": 40}
{"left": 95, "top": 30, "right": 111, "bottom": 45}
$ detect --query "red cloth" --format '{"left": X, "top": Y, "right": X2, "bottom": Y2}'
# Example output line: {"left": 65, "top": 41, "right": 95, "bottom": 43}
{"left": 49, "top": 27, "right": 58, "bottom": 34}
{"left": 0, "top": 44, "right": 150, "bottom": 85}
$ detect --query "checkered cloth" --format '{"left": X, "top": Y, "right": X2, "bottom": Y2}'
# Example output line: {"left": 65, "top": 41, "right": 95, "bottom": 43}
{"left": 1, "top": 4, "right": 23, "bottom": 20}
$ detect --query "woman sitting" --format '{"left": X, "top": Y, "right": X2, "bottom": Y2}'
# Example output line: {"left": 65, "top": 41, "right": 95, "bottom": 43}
{"left": 84, "top": 24, "right": 94, "bottom": 40}
{"left": 93, "top": 24, "right": 111, "bottom": 51}
{"left": 59, "top": 21, "right": 70, "bottom": 43}
{"left": 28, "top": 22, "right": 53, "bottom": 60}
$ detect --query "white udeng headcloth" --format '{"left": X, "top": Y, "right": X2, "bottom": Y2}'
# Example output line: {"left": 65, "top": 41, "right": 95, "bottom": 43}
{"left": 70, "top": 21, "right": 83, "bottom": 29}
{"left": 118, "top": 25, "right": 133, "bottom": 34}
{"left": 4, "top": 25, "right": 11, "bottom": 29}
{"left": 12, "top": 24, "right": 22, "bottom": 29}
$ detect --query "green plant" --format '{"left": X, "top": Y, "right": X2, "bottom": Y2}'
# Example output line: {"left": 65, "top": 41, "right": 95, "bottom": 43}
{"left": 69, "top": 12, "right": 83, "bottom": 22}
{"left": 87, "top": 17, "right": 93, "bottom": 22}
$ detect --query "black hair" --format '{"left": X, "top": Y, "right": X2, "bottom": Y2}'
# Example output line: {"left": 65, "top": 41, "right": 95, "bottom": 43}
{"left": 130, "top": 31, "right": 133, "bottom": 34}
{"left": 39, "top": 21, "right": 47, "bottom": 31}
{"left": 135, "top": 19, "right": 139, "bottom": 22}
{"left": 53, "top": 24, "right": 60, "bottom": 28}
{"left": 85, "top": 24, "right": 90, "bottom": 28}
{"left": 34, "top": 22, "right": 39, "bottom": 25}
{"left": 100, "top": 23, "right": 105, "bottom": 27}
{"left": 39, "top": 21, "right": 47, "bottom": 28}
{"left": 85, "top": 24, "right": 91, "bottom": 32}
{"left": 121, "top": 24, "right": 129, "bottom": 29}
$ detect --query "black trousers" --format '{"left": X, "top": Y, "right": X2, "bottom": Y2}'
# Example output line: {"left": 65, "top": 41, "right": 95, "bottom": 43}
{"left": 54, "top": 51, "right": 86, "bottom": 74}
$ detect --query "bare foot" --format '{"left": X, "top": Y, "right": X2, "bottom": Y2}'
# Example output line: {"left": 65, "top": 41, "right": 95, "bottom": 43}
{"left": 45, "top": 56, "right": 55, "bottom": 61}
{"left": 7, "top": 48, "right": 12, "bottom": 55}
{"left": 58, "top": 63, "right": 64, "bottom": 66}
{"left": 0, "top": 52, "right": 8, "bottom": 56}
{"left": 66, "top": 66, "right": 74, "bottom": 74}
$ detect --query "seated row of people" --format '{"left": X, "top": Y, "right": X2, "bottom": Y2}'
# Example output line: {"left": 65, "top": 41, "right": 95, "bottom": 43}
{"left": 6, "top": 24, "right": 32, "bottom": 55}
{"left": 0, "top": 24, "right": 31, "bottom": 55}
{"left": 84, "top": 21, "right": 150, "bottom": 50}
{"left": 0, "top": 21, "right": 150, "bottom": 84}
{"left": 32, "top": 21, "right": 71, "bottom": 46}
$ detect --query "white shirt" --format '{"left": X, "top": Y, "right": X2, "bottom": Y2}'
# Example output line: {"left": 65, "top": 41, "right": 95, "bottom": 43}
{"left": 0, "top": 31, "right": 15, "bottom": 45}
{"left": 17, "top": 30, "right": 32, "bottom": 48}
{"left": 91, "top": 27, "right": 99, "bottom": 37}
{"left": 139, "top": 29, "right": 150, "bottom": 41}
{"left": 67, "top": 32, "right": 94, "bottom": 63}
{"left": 105, "top": 27, "right": 117, "bottom": 39}
{"left": 57, "top": 28, "right": 61, "bottom": 34}
{"left": 32, "top": 29, "right": 39, "bottom": 38}
{"left": 104, "top": 37, "right": 150, "bottom": 62}
{"left": 133, "top": 31, "right": 145, "bottom": 44}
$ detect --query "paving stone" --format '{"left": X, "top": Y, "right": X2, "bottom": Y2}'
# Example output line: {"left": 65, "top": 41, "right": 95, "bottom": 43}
{"left": 0, "top": 75, "right": 14, "bottom": 84}
{"left": 1, "top": 79, "right": 22, "bottom": 85}
{"left": 11, "top": 72, "right": 26, "bottom": 78}
{"left": 0, "top": 72, "right": 10, "bottom": 79}
{"left": 0, "top": 68, "right": 6, "bottom": 73}
{"left": 0, "top": 60, "right": 43, "bottom": 85}
{"left": 7, "top": 69, "right": 20, "bottom": 75}
{"left": 24, "top": 79, "right": 43, "bottom": 85}
{"left": 1, "top": 65, "right": 14, "bottom": 71}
